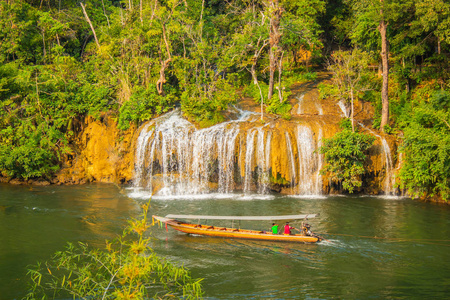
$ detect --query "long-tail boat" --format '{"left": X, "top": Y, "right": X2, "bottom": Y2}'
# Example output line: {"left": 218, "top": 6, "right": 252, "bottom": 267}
{"left": 152, "top": 214, "right": 321, "bottom": 243}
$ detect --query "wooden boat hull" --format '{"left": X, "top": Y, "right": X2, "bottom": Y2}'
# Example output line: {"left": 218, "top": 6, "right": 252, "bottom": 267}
{"left": 153, "top": 216, "right": 320, "bottom": 243}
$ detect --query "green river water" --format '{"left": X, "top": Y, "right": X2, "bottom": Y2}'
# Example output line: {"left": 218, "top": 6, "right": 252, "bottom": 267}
{"left": 0, "top": 183, "right": 449, "bottom": 299}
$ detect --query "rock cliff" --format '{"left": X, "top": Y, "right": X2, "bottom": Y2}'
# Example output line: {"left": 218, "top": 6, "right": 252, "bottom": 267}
{"left": 52, "top": 75, "right": 399, "bottom": 196}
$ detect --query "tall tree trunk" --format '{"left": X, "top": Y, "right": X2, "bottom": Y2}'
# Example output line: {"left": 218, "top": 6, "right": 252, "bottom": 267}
{"left": 249, "top": 37, "right": 268, "bottom": 121}
{"left": 156, "top": 24, "right": 172, "bottom": 95}
{"left": 80, "top": 3, "right": 100, "bottom": 50}
{"left": 41, "top": 29, "right": 46, "bottom": 60}
{"left": 438, "top": 37, "right": 441, "bottom": 54}
{"left": 378, "top": 5, "right": 389, "bottom": 131}
{"left": 250, "top": 64, "right": 264, "bottom": 121}
{"left": 140, "top": 0, "right": 143, "bottom": 24}
{"left": 101, "top": 0, "right": 110, "bottom": 28}
{"left": 268, "top": 0, "right": 282, "bottom": 101}
{"left": 277, "top": 51, "right": 284, "bottom": 103}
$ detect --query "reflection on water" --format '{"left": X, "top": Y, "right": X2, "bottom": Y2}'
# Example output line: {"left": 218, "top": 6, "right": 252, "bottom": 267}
{"left": 0, "top": 183, "right": 139, "bottom": 299}
{"left": 1, "top": 184, "right": 449, "bottom": 299}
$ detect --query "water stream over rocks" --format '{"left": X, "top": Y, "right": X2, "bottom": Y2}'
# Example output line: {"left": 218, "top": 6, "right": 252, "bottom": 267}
{"left": 133, "top": 109, "right": 327, "bottom": 196}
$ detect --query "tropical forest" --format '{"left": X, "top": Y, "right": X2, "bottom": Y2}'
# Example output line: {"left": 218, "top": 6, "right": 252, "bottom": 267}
{"left": 0, "top": 0, "right": 450, "bottom": 299}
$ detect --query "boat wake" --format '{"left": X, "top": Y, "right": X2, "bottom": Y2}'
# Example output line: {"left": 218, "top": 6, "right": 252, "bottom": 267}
{"left": 317, "top": 239, "right": 341, "bottom": 246}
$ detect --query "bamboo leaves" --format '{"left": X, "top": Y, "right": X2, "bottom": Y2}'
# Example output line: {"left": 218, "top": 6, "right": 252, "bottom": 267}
{"left": 25, "top": 199, "right": 204, "bottom": 299}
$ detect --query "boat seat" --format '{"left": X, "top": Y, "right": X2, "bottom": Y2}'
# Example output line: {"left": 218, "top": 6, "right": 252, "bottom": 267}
{"left": 218, "top": 227, "right": 227, "bottom": 230}
{"left": 207, "top": 226, "right": 214, "bottom": 229}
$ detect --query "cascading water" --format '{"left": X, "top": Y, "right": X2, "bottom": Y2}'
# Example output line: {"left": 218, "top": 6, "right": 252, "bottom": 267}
{"left": 315, "top": 102, "right": 324, "bottom": 116}
{"left": 359, "top": 123, "right": 395, "bottom": 195}
{"left": 315, "top": 124, "right": 324, "bottom": 193}
{"left": 338, "top": 100, "right": 349, "bottom": 117}
{"left": 255, "top": 127, "right": 272, "bottom": 194}
{"left": 297, "top": 94, "right": 305, "bottom": 114}
{"left": 296, "top": 125, "right": 321, "bottom": 195}
{"left": 243, "top": 129, "right": 257, "bottom": 193}
{"left": 379, "top": 137, "right": 395, "bottom": 195}
{"left": 133, "top": 109, "right": 324, "bottom": 196}
{"left": 285, "top": 132, "right": 297, "bottom": 188}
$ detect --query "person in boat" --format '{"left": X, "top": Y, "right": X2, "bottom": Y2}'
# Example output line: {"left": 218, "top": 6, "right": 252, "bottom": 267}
{"left": 302, "top": 223, "right": 312, "bottom": 236}
{"left": 271, "top": 223, "right": 279, "bottom": 234}
{"left": 284, "top": 222, "right": 295, "bottom": 235}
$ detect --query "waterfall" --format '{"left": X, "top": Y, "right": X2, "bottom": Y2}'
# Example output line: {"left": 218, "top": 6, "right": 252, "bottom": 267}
{"left": 315, "top": 125, "right": 324, "bottom": 194}
{"left": 217, "top": 127, "right": 240, "bottom": 193}
{"left": 255, "top": 128, "right": 271, "bottom": 194}
{"left": 134, "top": 123, "right": 154, "bottom": 187}
{"left": 285, "top": 132, "right": 297, "bottom": 188}
{"left": 243, "top": 129, "right": 257, "bottom": 193}
{"left": 297, "top": 94, "right": 305, "bottom": 114}
{"left": 133, "top": 109, "right": 325, "bottom": 196}
{"left": 338, "top": 100, "right": 349, "bottom": 117}
{"left": 358, "top": 123, "right": 395, "bottom": 195}
{"left": 296, "top": 125, "right": 321, "bottom": 195}
{"left": 379, "top": 137, "right": 395, "bottom": 195}
{"left": 315, "top": 102, "right": 324, "bottom": 115}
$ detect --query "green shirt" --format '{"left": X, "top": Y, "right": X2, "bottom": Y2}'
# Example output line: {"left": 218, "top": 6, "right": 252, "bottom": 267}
{"left": 271, "top": 225, "right": 279, "bottom": 234}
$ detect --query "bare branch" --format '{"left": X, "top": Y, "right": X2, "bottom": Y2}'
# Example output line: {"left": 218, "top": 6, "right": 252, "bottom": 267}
{"left": 80, "top": 2, "right": 100, "bottom": 50}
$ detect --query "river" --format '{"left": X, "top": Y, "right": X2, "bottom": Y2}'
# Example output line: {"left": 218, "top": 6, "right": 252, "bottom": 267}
{"left": 1, "top": 183, "right": 449, "bottom": 299}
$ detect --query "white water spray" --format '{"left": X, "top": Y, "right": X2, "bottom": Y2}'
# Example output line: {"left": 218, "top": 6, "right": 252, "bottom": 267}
{"left": 134, "top": 110, "right": 325, "bottom": 196}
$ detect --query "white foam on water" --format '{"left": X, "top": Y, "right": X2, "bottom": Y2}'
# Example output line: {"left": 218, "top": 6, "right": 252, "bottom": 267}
{"left": 125, "top": 187, "right": 276, "bottom": 201}
{"left": 287, "top": 194, "right": 328, "bottom": 200}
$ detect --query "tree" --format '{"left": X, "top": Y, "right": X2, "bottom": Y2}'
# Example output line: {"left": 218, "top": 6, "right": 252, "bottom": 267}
{"left": 414, "top": 0, "right": 450, "bottom": 54}
{"left": 226, "top": 0, "right": 324, "bottom": 120}
{"left": 349, "top": 0, "right": 414, "bottom": 132}
{"left": 80, "top": 2, "right": 100, "bottom": 50}
{"left": 267, "top": 0, "right": 283, "bottom": 102}
{"left": 378, "top": 0, "right": 389, "bottom": 131}
{"left": 249, "top": 37, "right": 270, "bottom": 121}
{"left": 327, "top": 49, "right": 374, "bottom": 132}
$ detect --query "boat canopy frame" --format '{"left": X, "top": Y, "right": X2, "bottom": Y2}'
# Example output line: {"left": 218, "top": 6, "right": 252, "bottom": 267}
{"left": 165, "top": 214, "right": 318, "bottom": 221}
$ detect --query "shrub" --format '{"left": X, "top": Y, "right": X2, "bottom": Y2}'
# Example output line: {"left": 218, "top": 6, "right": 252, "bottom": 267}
{"left": 319, "top": 122, "right": 375, "bottom": 193}
{"left": 181, "top": 78, "right": 237, "bottom": 127}
{"left": 118, "top": 85, "right": 178, "bottom": 130}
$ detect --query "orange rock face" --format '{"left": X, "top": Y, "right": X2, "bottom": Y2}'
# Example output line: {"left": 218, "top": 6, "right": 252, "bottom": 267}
{"left": 55, "top": 74, "right": 399, "bottom": 196}
{"left": 55, "top": 116, "right": 135, "bottom": 184}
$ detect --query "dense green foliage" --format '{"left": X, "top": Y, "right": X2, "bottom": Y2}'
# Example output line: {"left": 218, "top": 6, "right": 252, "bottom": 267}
{"left": 398, "top": 90, "right": 450, "bottom": 200}
{"left": 26, "top": 200, "right": 204, "bottom": 299}
{"left": 0, "top": 0, "right": 450, "bottom": 199}
{"left": 321, "top": 0, "right": 450, "bottom": 200}
{"left": 319, "top": 120, "right": 375, "bottom": 193}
